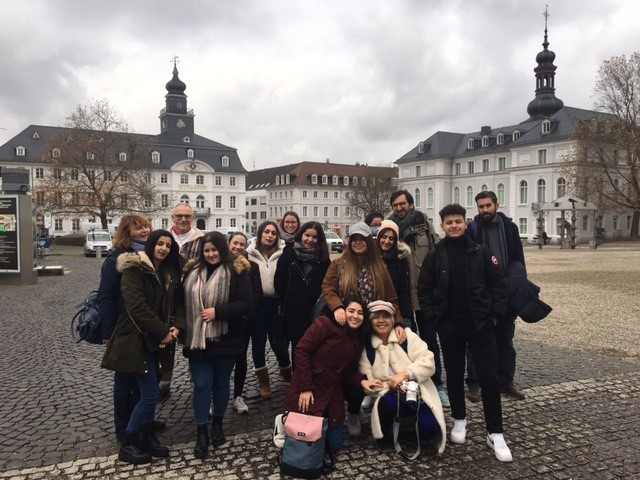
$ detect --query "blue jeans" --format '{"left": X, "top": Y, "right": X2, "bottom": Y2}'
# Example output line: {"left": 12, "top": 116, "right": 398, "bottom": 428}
{"left": 127, "top": 352, "right": 160, "bottom": 434}
{"left": 251, "top": 297, "right": 290, "bottom": 369}
{"left": 326, "top": 424, "right": 343, "bottom": 454}
{"left": 379, "top": 392, "right": 440, "bottom": 437}
{"left": 466, "top": 318, "right": 516, "bottom": 390}
{"left": 190, "top": 356, "right": 236, "bottom": 425}
{"left": 114, "top": 372, "right": 139, "bottom": 439}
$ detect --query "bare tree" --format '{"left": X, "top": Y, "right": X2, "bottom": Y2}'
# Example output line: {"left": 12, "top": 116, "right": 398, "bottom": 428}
{"left": 36, "top": 99, "right": 162, "bottom": 229}
{"left": 565, "top": 53, "right": 640, "bottom": 239}
{"left": 347, "top": 165, "right": 397, "bottom": 220}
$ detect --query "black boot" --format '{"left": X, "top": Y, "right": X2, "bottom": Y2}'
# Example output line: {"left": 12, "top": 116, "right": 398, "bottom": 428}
{"left": 210, "top": 420, "right": 226, "bottom": 447}
{"left": 194, "top": 424, "right": 209, "bottom": 459}
{"left": 139, "top": 423, "right": 170, "bottom": 458}
{"left": 118, "top": 432, "right": 152, "bottom": 465}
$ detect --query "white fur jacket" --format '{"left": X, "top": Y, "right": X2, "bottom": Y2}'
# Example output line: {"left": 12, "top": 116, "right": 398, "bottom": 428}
{"left": 246, "top": 238, "right": 285, "bottom": 297}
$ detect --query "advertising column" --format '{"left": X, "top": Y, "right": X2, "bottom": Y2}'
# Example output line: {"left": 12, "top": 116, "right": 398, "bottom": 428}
{"left": 0, "top": 195, "right": 37, "bottom": 284}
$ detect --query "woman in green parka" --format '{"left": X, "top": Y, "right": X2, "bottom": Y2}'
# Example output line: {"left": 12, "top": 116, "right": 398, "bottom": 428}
{"left": 102, "top": 229, "right": 185, "bottom": 465}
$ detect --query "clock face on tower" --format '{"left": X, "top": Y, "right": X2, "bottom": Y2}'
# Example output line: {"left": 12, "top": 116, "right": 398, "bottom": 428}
{"left": 176, "top": 119, "right": 186, "bottom": 129}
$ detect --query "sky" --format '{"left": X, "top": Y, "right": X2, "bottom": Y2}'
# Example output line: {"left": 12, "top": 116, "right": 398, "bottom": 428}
{"left": 0, "top": 0, "right": 637, "bottom": 171}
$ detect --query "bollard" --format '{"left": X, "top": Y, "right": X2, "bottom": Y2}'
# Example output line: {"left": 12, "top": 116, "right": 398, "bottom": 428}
{"left": 589, "top": 240, "right": 597, "bottom": 250}
{"left": 96, "top": 246, "right": 103, "bottom": 259}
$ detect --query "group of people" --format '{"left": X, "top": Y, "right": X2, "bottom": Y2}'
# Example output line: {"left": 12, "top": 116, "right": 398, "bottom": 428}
{"left": 96, "top": 188, "right": 527, "bottom": 465}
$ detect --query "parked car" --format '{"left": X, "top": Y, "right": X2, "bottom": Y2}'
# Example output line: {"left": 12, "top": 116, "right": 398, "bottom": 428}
{"left": 84, "top": 230, "right": 113, "bottom": 257}
{"left": 325, "top": 231, "right": 344, "bottom": 253}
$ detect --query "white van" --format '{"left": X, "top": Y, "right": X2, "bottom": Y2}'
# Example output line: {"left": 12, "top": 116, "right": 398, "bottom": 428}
{"left": 84, "top": 230, "right": 113, "bottom": 257}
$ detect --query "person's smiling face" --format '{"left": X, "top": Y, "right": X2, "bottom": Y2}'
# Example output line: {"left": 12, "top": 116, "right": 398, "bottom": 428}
{"left": 441, "top": 214, "right": 467, "bottom": 239}
{"left": 345, "top": 301, "right": 365, "bottom": 330}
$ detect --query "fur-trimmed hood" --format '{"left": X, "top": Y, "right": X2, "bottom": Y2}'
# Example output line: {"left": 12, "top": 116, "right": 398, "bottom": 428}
{"left": 116, "top": 251, "right": 154, "bottom": 273}
{"left": 397, "top": 241, "right": 411, "bottom": 260}
{"left": 182, "top": 254, "right": 251, "bottom": 278}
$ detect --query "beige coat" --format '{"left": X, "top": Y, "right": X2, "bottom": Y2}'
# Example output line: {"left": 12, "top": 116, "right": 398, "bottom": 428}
{"left": 358, "top": 328, "right": 447, "bottom": 454}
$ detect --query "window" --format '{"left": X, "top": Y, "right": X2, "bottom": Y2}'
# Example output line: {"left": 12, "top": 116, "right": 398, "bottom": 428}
{"left": 286, "top": 174, "right": 291, "bottom": 184}
{"left": 302, "top": 206, "right": 308, "bottom": 217}
{"left": 414, "top": 188, "right": 421, "bottom": 208}
{"left": 482, "top": 159, "right": 489, "bottom": 172}
{"left": 352, "top": 176, "right": 358, "bottom": 186}
{"left": 323, "top": 207, "right": 329, "bottom": 217}
{"left": 276, "top": 175, "right": 281, "bottom": 185}
{"left": 541, "top": 119, "right": 551, "bottom": 134}
{"left": 230, "top": 196, "right": 237, "bottom": 209}
{"left": 334, "top": 207, "right": 339, "bottom": 216}
{"left": 322, "top": 175, "right": 328, "bottom": 185}
{"left": 556, "top": 177, "right": 567, "bottom": 198}
{"left": 221, "top": 156, "right": 229, "bottom": 167}
{"left": 215, "top": 176, "right": 222, "bottom": 186}
{"left": 313, "top": 206, "right": 318, "bottom": 217}
{"left": 72, "top": 219, "right": 80, "bottom": 232}
{"left": 482, "top": 136, "right": 489, "bottom": 147}
{"left": 180, "top": 174, "right": 189, "bottom": 185}
{"left": 36, "top": 191, "right": 44, "bottom": 206}
{"left": 361, "top": 177, "right": 367, "bottom": 186}
{"left": 537, "top": 149, "right": 547, "bottom": 165}
{"left": 302, "top": 190, "right": 308, "bottom": 198}
{"left": 230, "top": 218, "right": 236, "bottom": 228}
{"left": 345, "top": 192, "right": 350, "bottom": 199}
{"left": 53, "top": 168, "right": 61, "bottom": 180}
{"left": 216, "top": 218, "right": 222, "bottom": 228}
{"left": 105, "top": 170, "right": 112, "bottom": 181}
{"left": 343, "top": 176, "right": 349, "bottom": 186}
{"left": 187, "top": 149, "right": 194, "bottom": 159}
{"left": 71, "top": 192, "right": 80, "bottom": 205}
{"left": 230, "top": 177, "right": 236, "bottom": 187}
{"left": 54, "top": 192, "right": 62, "bottom": 205}
{"left": 120, "top": 195, "right": 129, "bottom": 208}
{"left": 582, "top": 215, "right": 589, "bottom": 232}
{"left": 497, "top": 133, "right": 504, "bottom": 145}
{"left": 86, "top": 152, "right": 95, "bottom": 160}
{"left": 180, "top": 195, "right": 189, "bottom": 204}
{"left": 159, "top": 218, "right": 167, "bottom": 229}
{"left": 467, "top": 161, "right": 474, "bottom": 174}
{"left": 512, "top": 130, "right": 521, "bottom": 141}
{"left": 416, "top": 165, "right": 421, "bottom": 177}
{"left": 454, "top": 163, "right": 461, "bottom": 175}
{"left": 160, "top": 173, "right": 168, "bottom": 184}
{"left": 161, "top": 194, "right": 169, "bottom": 207}
{"left": 70, "top": 169, "right": 79, "bottom": 180}
{"left": 467, "top": 139, "right": 474, "bottom": 149}
{"left": 453, "top": 187, "right": 460, "bottom": 204}
{"left": 323, "top": 191, "right": 328, "bottom": 199}
{"left": 497, "top": 183, "right": 505, "bottom": 205}
{"left": 151, "top": 151, "right": 160, "bottom": 163}
{"left": 16, "top": 146, "right": 25, "bottom": 156}
{"left": 54, "top": 219, "right": 63, "bottom": 231}
{"left": 35, "top": 168, "right": 44, "bottom": 179}
{"left": 466, "top": 186, "right": 474, "bottom": 206}
{"left": 332, "top": 175, "right": 338, "bottom": 185}
{"left": 120, "top": 171, "right": 128, "bottom": 182}
{"left": 311, "top": 174, "right": 318, "bottom": 184}
{"left": 215, "top": 196, "right": 222, "bottom": 208}
{"left": 345, "top": 207, "right": 350, "bottom": 216}
{"left": 481, "top": 184, "right": 488, "bottom": 192}
{"left": 498, "top": 157, "right": 506, "bottom": 171}
{"left": 250, "top": 198, "right": 257, "bottom": 205}
{"left": 119, "top": 152, "right": 127, "bottom": 162}
{"left": 183, "top": 136, "right": 191, "bottom": 143}
{"left": 313, "top": 191, "right": 318, "bottom": 199}
{"left": 333, "top": 192, "right": 338, "bottom": 199}
{"left": 52, "top": 148, "right": 60, "bottom": 158}
{"left": 427, "top": 187, "right": 434, "bottom": 208}
{"left": 144, "top": 173, "right": 152, "bottom": 184}
{"left": 613, "top": 215, "right": 619, "bottom": 230}
{"left": 537, "top": 179, "right": 546, "bottom": 203}
{"left": 418, "top": 142, "right": 425, "bottom": 154}
{"left": 196, "top": 195, "right": 205, "bottom": 208}
{"left": 196, "top": 175, "right": 204, "bottom": 185}
{"left": 518, "top": 218, "right": 528, "bottom": 234}
{"left": 519, "top": 180, "right": 528, "bottom": 204}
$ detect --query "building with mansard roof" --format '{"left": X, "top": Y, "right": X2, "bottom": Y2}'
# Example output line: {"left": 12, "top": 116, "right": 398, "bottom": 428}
{"left": 395, "top": 19, "right": 631, "bottom": 243}
{"left": 245, "top": 160, "right": 397, "bottom": 236}
{"left": 0, "top": 63, "right": 247, "bottom": 234}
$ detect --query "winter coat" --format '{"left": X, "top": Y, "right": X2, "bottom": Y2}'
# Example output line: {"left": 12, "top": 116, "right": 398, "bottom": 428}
{"left": 101, "top": 252, "right": 185, "bottom": 374}
{"left": 97, "top": 248, "right": 129, "bottom": 340}
{"left": 246, "top": 238, "right": 285, "bottom": 298}
{"left": 467, "top": 211, "right": 526, "bottom": 269}
{"left": 358, "top": 328, "right": 446, "bottom": 454}
{"left": 507, "top": 261, "right": 552, "bottom": 323}
{"left": 381, "top": 241, "right": 413, "bottom": 326}
{"left": 274, "top": 244, "right": 330, "bottom": 343}
{"left": 283, "top": 315, "right": 364, "bottom": 428}
{"left": 182, "top": 255, "right": 254, "bottom": 359}
{"left": 417, "top": 235, "right": 508, "bottom": 332}
{"left": 321, "top": 258, "right": 404, "bottom": 326}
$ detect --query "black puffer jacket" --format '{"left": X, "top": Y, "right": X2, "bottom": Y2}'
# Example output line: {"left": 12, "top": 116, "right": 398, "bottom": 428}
{"left": 381, "top": 241, "right": 413, "bottom": 326}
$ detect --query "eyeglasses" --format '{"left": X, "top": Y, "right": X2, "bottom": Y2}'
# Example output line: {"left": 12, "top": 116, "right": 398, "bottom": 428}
{"left": 173, "top": 214, "right": 193, "bottom": 219}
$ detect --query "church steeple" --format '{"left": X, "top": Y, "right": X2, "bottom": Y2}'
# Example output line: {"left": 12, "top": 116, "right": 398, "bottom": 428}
{"left": 526, "top": 7, "right": 564, "bottom": 120}
{"left": 159, "top": 57, "right": 195, "bottom": 134}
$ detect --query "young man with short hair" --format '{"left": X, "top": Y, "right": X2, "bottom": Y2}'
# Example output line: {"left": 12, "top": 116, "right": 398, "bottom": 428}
{"left": 418, "top": 204, "right": 513, "bottom": 462}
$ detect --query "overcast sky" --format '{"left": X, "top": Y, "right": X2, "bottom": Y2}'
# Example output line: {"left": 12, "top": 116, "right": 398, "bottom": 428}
{"left": 0, "top": 0, "right": 637, "bottom": 170}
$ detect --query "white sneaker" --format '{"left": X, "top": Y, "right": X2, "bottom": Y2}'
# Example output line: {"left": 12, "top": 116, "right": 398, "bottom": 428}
{"left": 209, "top": 406, "right": 213, "bottom": 417}
{"left": 233, "top": 396, "right": 249, "bottom": 414}
{"left": 450, "top": 419, "right": 467, "bottom": 444}
{"left": 347, "top": 413, "right": 361, "bottom": 436}
{"left": 273, "top": 413, "right": 286, "bottom": 449}
{"left": 487, "top": 433, "right": 513, "bottom": 462}
{"left": 361, "top": 395, "right": 373, "bottom": 409}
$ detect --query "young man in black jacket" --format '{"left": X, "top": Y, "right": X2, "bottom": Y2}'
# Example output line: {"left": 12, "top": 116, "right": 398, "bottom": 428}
{"left": 418, "top": 204, "right": 513, "bottom": 462}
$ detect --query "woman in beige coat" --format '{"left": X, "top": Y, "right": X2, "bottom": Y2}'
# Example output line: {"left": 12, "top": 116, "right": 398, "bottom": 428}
{"left": 359, "top": 300, "right": 446, "bottom": 454}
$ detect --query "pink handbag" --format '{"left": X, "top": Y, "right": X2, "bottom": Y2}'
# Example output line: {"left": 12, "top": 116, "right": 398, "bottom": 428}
{"left": 284, "top": 412, "right": 325, "bottom": 443}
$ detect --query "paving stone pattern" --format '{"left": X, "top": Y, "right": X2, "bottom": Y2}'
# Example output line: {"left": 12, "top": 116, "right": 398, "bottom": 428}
{"left": 1, "top": 246, "right": 639, "bottom": 479}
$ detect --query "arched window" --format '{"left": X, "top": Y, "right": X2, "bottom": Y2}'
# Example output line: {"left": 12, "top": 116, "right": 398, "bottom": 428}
{"left": 352, "top": 176, "right": 358, "bottom": 186}
{"left": 537, "top": 179, "right": 546, "bottom": 203}
{"left": 180, "top": 195, "right": 189, "bottom": 204}
{"left": 311, "top": 174, "right": 317, "bottom": 184}
{"left": 519, "top": 180, "right": 528, "bottom": 204}
{"left": 481, "top": 184, "right": 488, "bottom": 192}
{"left": 414, "top": 188, "right": 421, "bottom": 208}
{"left": 196, "top": 195, "right": 205, "bottom": 208}
{"left": 427, "top": 187, "right": 434, "bottom": 208}
{"left": 556, "top": 177, "right": 566, "bottom": 198}
{"left": 466, "top": 186, "right": 474, "bottom": 206}
{"left": 453, "top": 186, "right": 460, "bottom": 204}
{"left": 497, "top": 183, "right": 505, "bottom": 205}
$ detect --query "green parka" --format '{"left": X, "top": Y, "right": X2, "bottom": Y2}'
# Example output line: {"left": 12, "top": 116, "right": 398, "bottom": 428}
{"left": 101, "top": 251, "right": 185, "bottom": 374}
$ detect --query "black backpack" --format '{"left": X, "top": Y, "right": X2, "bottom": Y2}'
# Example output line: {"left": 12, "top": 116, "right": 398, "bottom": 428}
{"left": 71, "top": 291, "right": 103, "bottom": 344}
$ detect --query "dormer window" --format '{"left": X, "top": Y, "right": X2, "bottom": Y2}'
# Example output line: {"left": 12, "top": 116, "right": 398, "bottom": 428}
{"left": 361, "top": 177, "right": 367, "bottom": 186}
{"left": 275, "top": 175, "right": 281, "bottom": 185}
{"left": 512, "top": 130, "right": 521, "bottom": 141}
{"left": 321, "top": 174, "right": 328, "bottom": 185}
{"left": 187, "top": 148, "right": 194, "bottom": 158}
{"left": 86, "top": 152, "right": 95, "bottom": 160}
{"left": 482, "top": 136, "right": 489, "bottom": 147}
{"left": 418, "top": 142, "right": 425, "bottom": 154}
{"left": 280, "top": 174, "right": 285, "bottom": 184}
{"left": 497, "top": 133, "right": 504, "bottom": 145}
{"left": 343, "top": 176, "right": 349, "bottom": 186}
{"left": 221, "top": 155, "right": 229, "bottom": 167}
{"left": 541, "top": 119, "right": 551, "bottom": 135}
{"left": 311, "top": 174, "right": 318, "bottom": 184}
{"left": 16, "top": 146, "right": 25, "bottom": 156}
{"left": 332, "top": 175, "right": 338, "bottom": 185}
{"left": 119, "top": 152, "right": 127, "bottom": 162}
{"left": 352, "top": 176, "right": 358, "bottom": 186}
{"left": 52, "top": 148, "right": 61, "bottom": 158}
{"left": 183, "top": 136, "right": 191, "bottom": 143}
{"left": 286, "top": 174, "right": 291, "bottom": 184}
{"left": 151, "top": 151, "right": 160, "bottom": 163}
{"left": 32, "top": 132, "right": 40, "bottom": 139}
{"left": 467, "top": 139, "right": 474, "bottom": 150}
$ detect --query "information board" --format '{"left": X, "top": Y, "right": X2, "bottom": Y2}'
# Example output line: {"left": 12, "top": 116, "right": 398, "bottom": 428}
{"left": 0, "top": 196, "right": 20, "bottom": 272}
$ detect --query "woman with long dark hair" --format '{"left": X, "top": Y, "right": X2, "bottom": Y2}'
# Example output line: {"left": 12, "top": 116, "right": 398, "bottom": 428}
{"left": 182, "top": 231, "right": 253, "bottom": 459}
{"left": 274, "top": 221, "right": 331, "bottom": 356}
{"left": 102, "top": 229, "right": 184, "bottom": 465}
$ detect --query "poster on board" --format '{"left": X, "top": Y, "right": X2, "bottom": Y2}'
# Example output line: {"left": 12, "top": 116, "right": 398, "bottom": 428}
{"left": 0, "top": 196, "right": 20, "bottom": 272}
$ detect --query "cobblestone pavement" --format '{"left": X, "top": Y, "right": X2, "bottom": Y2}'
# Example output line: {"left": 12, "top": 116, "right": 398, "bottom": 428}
{"left": 1, "top": 244, "right": 639, "bottom": 479}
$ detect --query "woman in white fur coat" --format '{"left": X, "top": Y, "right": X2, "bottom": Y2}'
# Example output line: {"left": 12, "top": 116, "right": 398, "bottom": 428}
{"left": 359, "top": 300, "right": 447, "bottom": 454}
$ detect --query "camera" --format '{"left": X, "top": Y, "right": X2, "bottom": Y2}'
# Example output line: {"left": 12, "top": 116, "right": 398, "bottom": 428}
{"left": 401, "top": 380, "right": 420, "bottom": 405}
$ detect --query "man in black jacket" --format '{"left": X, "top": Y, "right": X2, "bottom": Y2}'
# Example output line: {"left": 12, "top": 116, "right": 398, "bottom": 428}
{"left": 418, "top": 204, "right": 513, "bottom": 462}
{"left": 466, "top": 191, "right": 526, "bottom": 401}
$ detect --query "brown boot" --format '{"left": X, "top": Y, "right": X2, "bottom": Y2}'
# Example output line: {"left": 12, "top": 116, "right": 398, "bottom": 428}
{"left": 255, "top": 367, "right": 272, "bottom": 399}
{"left": 279, "top": 366, "right": 292, "bottom": 383}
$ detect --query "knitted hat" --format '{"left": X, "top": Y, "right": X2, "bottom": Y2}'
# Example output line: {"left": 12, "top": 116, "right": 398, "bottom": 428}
{"left": 367, "top": 300, "right": 396, "bottom": 316}
{"left": 349, "top": 222, "right": 371, "bottom": 238}
{"left": 378, "top": 220, "right": 399, "bottom": 239}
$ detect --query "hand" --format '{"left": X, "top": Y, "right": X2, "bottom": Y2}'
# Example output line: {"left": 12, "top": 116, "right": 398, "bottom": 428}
{"left": 395, "top": 325, "right": 407, "bottom": 343}
{"left": 298, "top": 391, "right": 314, "bottom": 413}
{"left": 334, "top": 308, "right": 346, "bottom": 326}
{"left": 201, "top": 307, "right": 216, "bottom": 323}
{"left": 169, "top": 326, "right": 180, "bottom": 340}
{"left": 161, "top": 331, "right": 174, "bottom": 345}
{"left": 361, "top": 379, "right": 384, "bottom": 394}
{"left": 388, "top": 372, "right": 408, "bottom": 392}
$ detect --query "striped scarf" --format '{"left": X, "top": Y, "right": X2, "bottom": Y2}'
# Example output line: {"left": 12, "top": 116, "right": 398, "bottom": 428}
{"left": 183, "top": 264, "right": 231, "bottom": 349}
